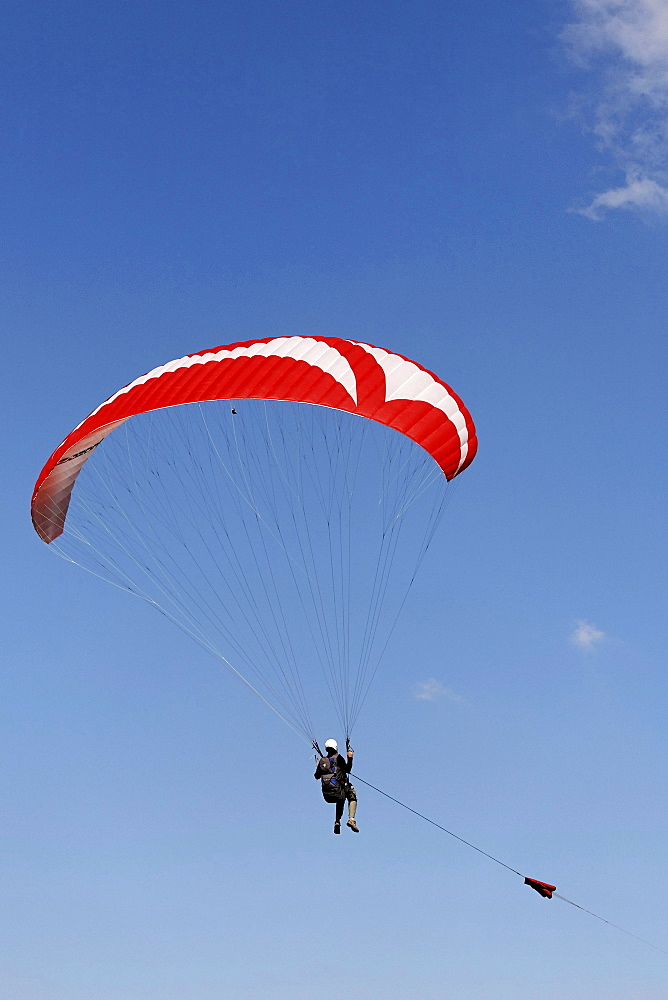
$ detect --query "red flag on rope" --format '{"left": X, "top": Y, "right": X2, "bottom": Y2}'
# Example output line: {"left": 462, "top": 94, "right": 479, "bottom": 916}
{"left": 524, "top": 877, "right": 557, "bottom": 899}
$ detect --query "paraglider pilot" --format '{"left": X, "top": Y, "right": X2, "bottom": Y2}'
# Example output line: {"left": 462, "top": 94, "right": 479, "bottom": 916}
{"left": 314, "top": 739, "right": 359, "bottom": 834}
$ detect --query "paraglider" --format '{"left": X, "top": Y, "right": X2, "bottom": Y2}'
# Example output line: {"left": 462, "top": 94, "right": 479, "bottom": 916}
{"left": 31, "top": 336, "right": 477, "bottom": 747}
{"left": 32, "top": 336, "right": 668, "bottom": 947}
{"left": 314, "top": 738, "right": 358, "bottom": 834}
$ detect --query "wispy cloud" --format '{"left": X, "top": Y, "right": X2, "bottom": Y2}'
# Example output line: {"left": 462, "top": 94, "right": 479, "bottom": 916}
{"left": 571, "top": 619, "right": 607, "bottom": 649}
{"left": 414, "top": 679, "right": 462, "bottom": 702}
{"left": 563, "top": 0, "right": 668, "bottom": 219}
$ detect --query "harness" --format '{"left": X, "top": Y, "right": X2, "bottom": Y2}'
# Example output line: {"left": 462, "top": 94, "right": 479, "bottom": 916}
{"left": 319, "top": 754, "right": 347, "bottom": 802}
{"left": 327, "top": 755, "right": 346, "bottom": 787}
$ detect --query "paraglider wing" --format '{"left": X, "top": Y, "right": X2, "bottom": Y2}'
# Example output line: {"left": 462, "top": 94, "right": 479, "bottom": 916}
{"left": 32, "top": 337, "right": 476, "bottom": 543}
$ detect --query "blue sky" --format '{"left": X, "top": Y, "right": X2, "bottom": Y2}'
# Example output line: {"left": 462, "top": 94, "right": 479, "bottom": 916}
{"left": 3, "top": 1, "right": 668, "bottom": 997}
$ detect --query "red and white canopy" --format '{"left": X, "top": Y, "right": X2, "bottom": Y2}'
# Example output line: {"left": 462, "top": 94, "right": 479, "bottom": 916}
{"left": 32, "top": 336, "right": 477, "bottom": 543}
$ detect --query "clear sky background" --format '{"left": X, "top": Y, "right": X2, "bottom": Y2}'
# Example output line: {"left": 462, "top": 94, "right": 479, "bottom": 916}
{"left": 3, "top": 1, "right": 668, "bottom": 997}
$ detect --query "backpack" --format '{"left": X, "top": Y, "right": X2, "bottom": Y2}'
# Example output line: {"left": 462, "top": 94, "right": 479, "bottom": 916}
{"left": 319, "top": 755, "right": 347, "bottom": 803}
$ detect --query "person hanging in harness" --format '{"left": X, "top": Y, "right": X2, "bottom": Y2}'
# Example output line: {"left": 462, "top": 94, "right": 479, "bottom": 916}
{"left": 314, "top": 738, "right": 359, "bottom": 834}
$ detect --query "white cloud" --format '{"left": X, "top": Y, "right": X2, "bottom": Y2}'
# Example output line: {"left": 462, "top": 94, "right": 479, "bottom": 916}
{"left": 563, "top": 0, "right": 668, "bottom": 218}
{"left": 575, "top": 173, "right": 668, "bottom": 217}
{"left": 571, "top": 619, "right": 606, "bottom": 648}
{"left": 414, "top": 679, "right": 462, "bottom": 702}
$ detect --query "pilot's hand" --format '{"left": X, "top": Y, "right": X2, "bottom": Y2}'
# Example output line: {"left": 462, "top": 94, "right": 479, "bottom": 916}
{"left": 347, "top": 750, "right": 354, "bottom": 758}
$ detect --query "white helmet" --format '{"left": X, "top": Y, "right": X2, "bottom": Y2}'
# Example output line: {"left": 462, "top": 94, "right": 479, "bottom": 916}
{"left": 324, "top": 739, "right": 338, "bottom": 751}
